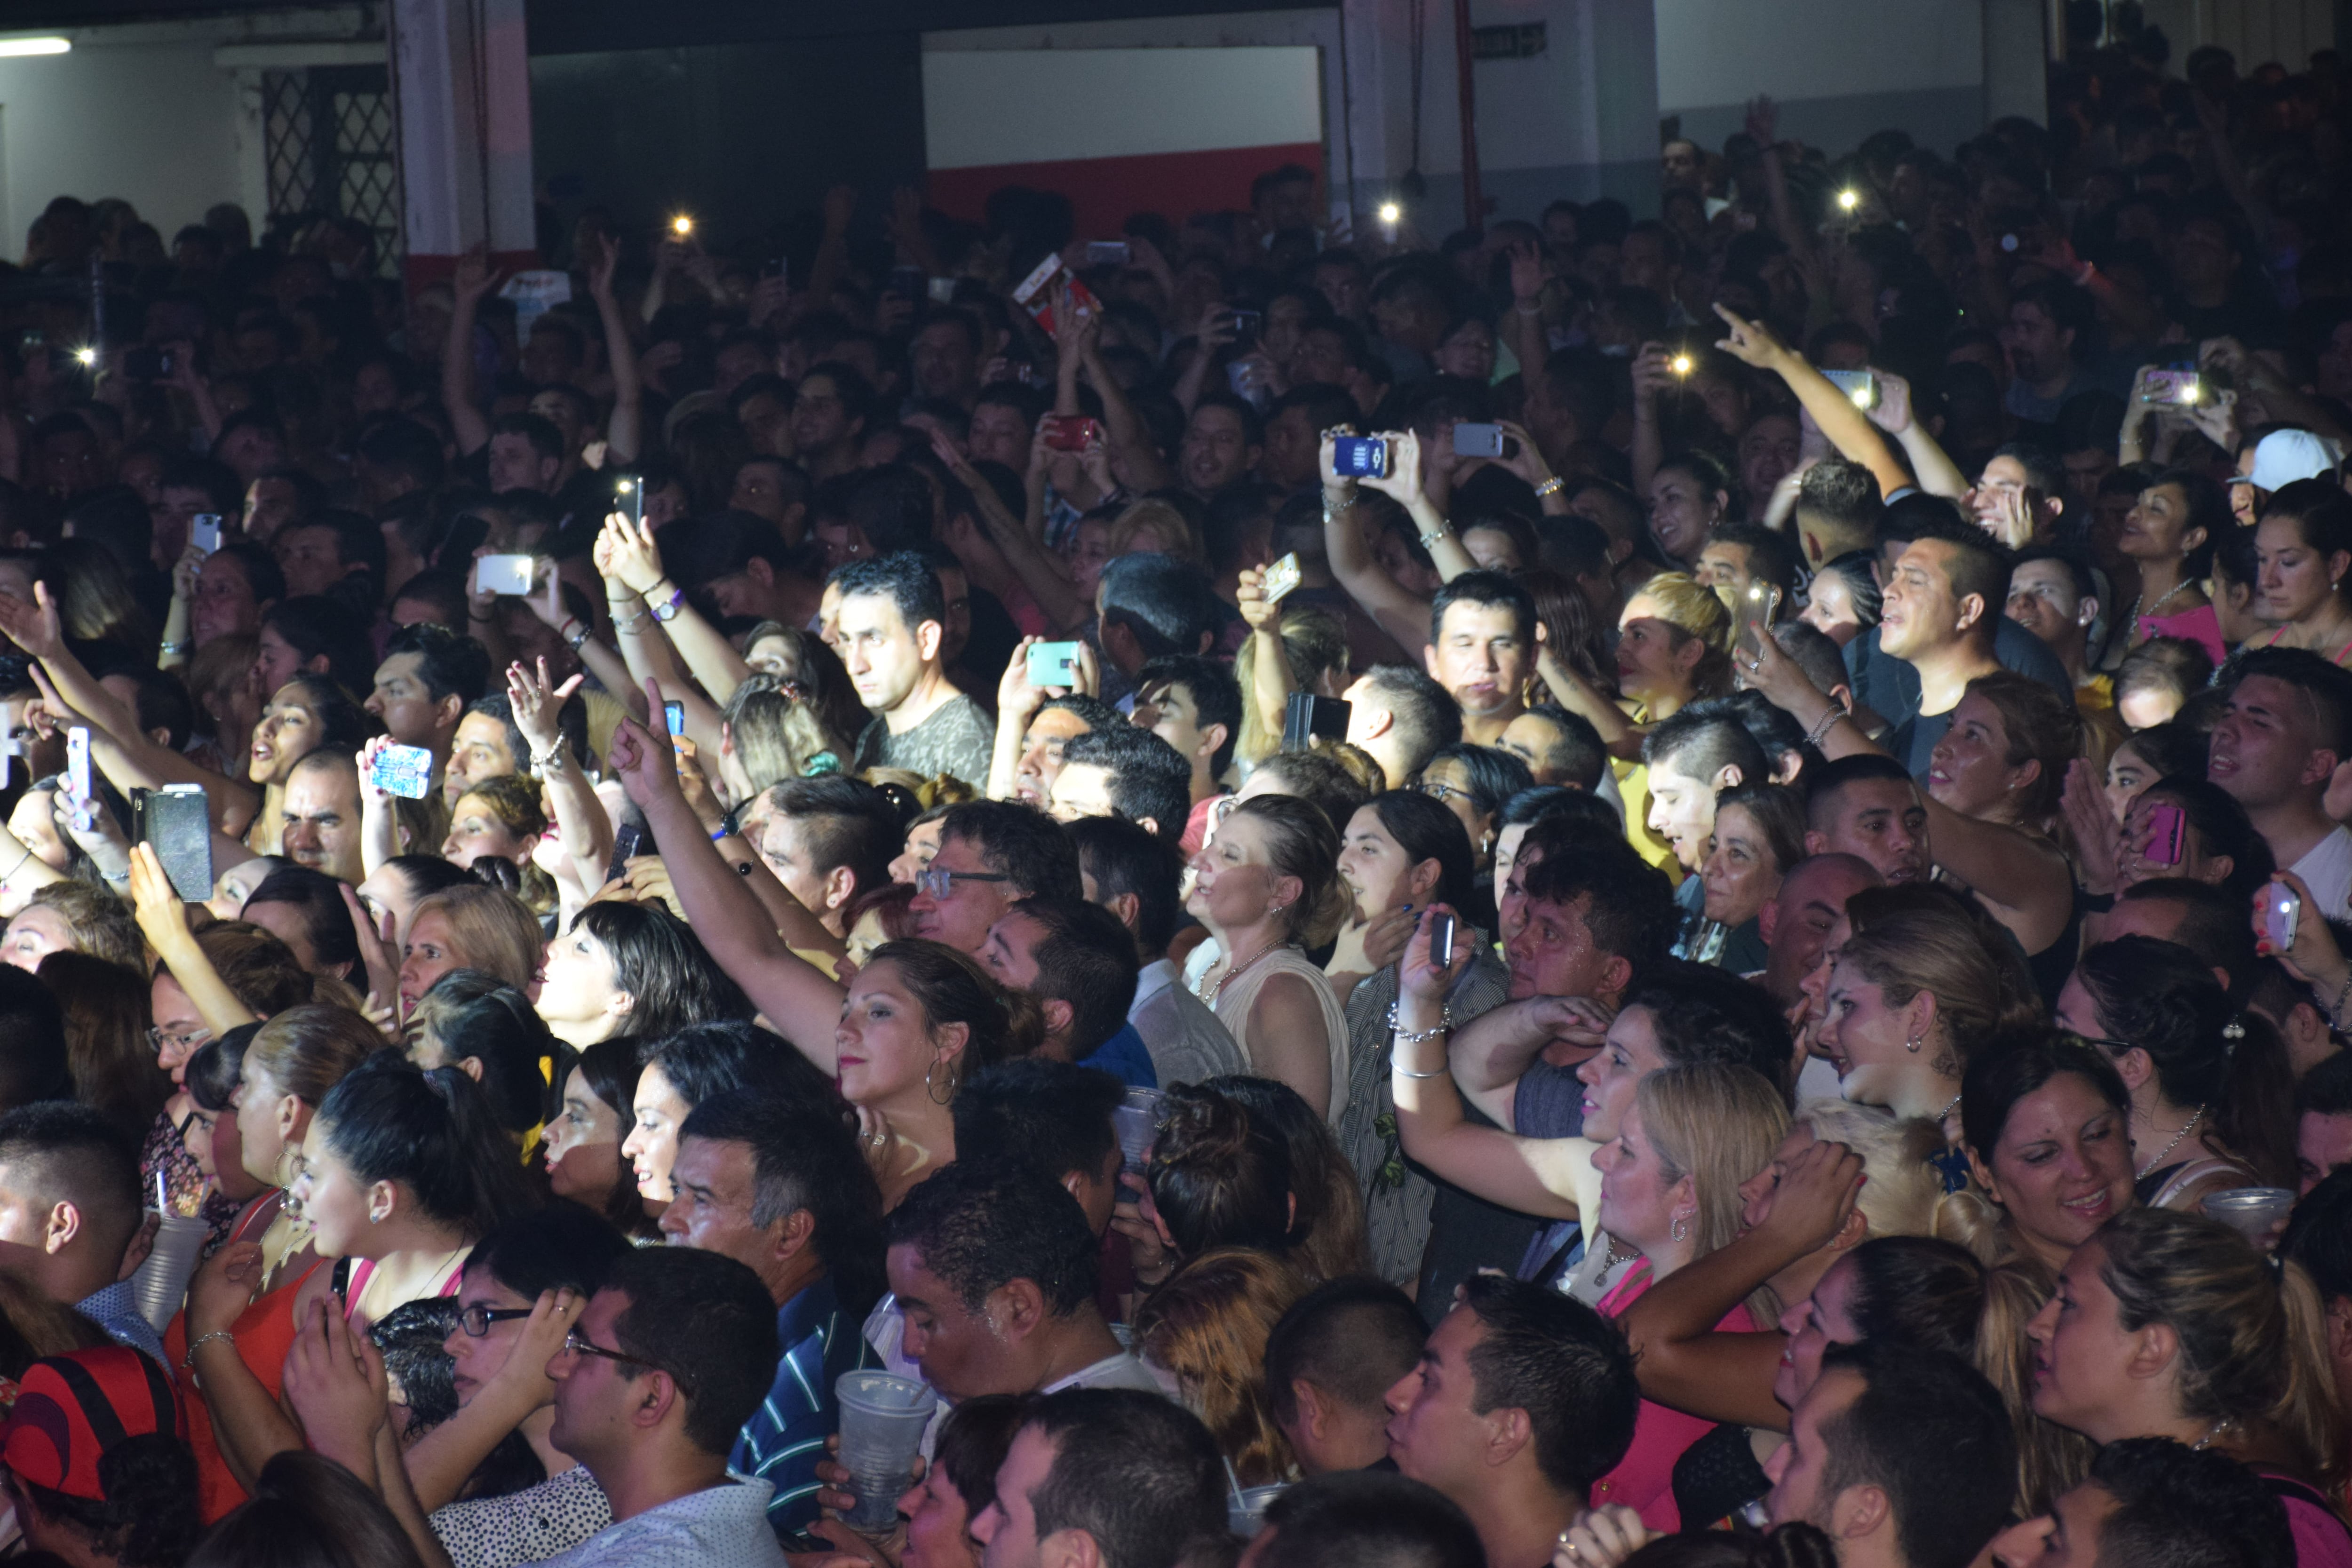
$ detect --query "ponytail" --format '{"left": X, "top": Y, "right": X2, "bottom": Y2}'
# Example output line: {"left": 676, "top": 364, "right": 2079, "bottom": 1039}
{"left": 2275, "top": 1258, "right": 2348, "bottom": 1496}
{"left": 315, "top": 1054, "right": 532, "bottom": 1239}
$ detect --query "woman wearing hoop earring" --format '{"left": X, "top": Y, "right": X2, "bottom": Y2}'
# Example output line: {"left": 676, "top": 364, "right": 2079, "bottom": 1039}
{"left": 833, "top": 939, "right": 1042, "bottom": 1209}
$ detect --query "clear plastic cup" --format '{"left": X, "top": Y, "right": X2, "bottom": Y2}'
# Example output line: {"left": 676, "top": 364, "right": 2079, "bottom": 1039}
{"left": 1112, "top": 1088, "right": 1164, "bottom": 1176}
{"left": 2202, "top": 1187, "right": 2296, "bottom": 1241}
{"left": 835, "top": 1371, "right": 938, "bottom": 1533}
{"left": 1228, "top": 1483, "right": 1287, "bottom": 1537}
{"left": 131, "top": 1213, "right": 210, "bottom": 1331}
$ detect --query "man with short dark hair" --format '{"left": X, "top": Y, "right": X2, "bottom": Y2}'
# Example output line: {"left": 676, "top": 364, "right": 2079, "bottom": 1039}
{"left": 1792, "top": 460, "right": 1883, "bottom": 569}
{"left": 879, "top": 1160, "right": 1162, "bottom": 1403}
{"left": 1049, "top": 727, "right": 1192, "bottom": 842}
{"left": 1761, "top": 854, "right": 1883, "bottom": 1008}
{"left": 2210, "top": 647, "right": 2352, "bottom": 917}
{"left": 447, "top": 694, "right": 527, "bottom": 806}
{"left": 757, "top": 776, "right": 901, "bottom": 940}
{"left": 1265, "top": 1276, "right": 1429, "bottom": 1477}
{"left": 1988, "top": 1436, "right": 2295, "bottom": 1568}
{"left": 1641, "top": 705, "right": 1766, "bottom": 878}
{"left": 0, "top": 1103, "right": 155, "bottom": 1364}
{"left": 488, "top": 411, "right": 564, "bottom": 496}
{"left": 910, "top": 799, "right": 1084, "bottom": 957}
{"left": 1496, "top": 706, "right": 1605, "bottom": 790}
{"left": 281, "top": 748, "right": 365, "bottom": 883}
{"left": 2001, "top": 280, "right": 2107, "bottom": 428}
{"left": 366, "top": 622, "right": 490, "bottom": 779}
{"left": 1179, "top": 393, "right": 1264, "bottom": 500}
{"left": 995, "top": 692, "right": 1122, "bottom": 811}
{"left": 912, "top": 309, "right": 985, "bottom": 410}
{"left": 1343, "top": 664, "right": 1462, "bottom": 791}
{"left": 535, "top": 1247, "right": 786, "bottom": 1564}
{"left": 1383, "top": 1275, "right": 1638, "bottom": 1568}
{"left": 2007, "top": 547, "right": 2103, "bottom": 704}
{"left": 668, "top": 513, "right": 820, "bottom": 628}
{"left": 1697, "top": 522, "right": 1798, "bottom": 609}
{"left": 1426, "top": 572, "right": 1535, "bottom": 746}
{"left": 837, "top": 553, "right": 993, "bottom": 786}
{"left": 1248, "top": 1472, "right": 1483, "bottom": 1568}
{"left": 952, "top": 1060, "right": 1127, "bottom": 1234}
{"left": 973, "top": 1389, "right": 1225, "bottom": 1568}
{"left": 793, "top": 362, "right": 874, "bottom": 484}
{"left": 1098, "top": 556, "right": 1219, "bottom": 687}
{"left": 661, "top": 1093, "right": 885, "bottom": 1540}
{"left": 1804, "top": 754, "right": 1931, "bottom": 886}
{"left": 1764, "top": 1341, "right": 2018, "bottom": 1568}
{"left": 1069, "top": 817, "right": 1248, "bottom": 1086}
{"left": 1131, "top": 655, "right": 1241, "bottom": 821}
{"left": 1867, "top": 517, "right": 2012, "bottom": 772}
{"left": 982, "top": 897, "right": 1155, "bottom": 1086}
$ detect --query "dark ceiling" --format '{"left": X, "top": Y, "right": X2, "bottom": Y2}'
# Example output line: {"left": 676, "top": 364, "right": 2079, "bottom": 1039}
{"left": 3, "top": 0, "right": 1317, "bottom": 49}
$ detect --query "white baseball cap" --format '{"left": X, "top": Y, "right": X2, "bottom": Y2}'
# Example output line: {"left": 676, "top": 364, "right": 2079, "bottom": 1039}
{"left": 2247, "top": 428, "right": 2343, "bottom": 492}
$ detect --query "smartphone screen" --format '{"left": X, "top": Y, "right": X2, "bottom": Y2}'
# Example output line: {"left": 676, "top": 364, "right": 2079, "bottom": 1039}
{"left": 477, "top": 554, "right": 535, "bottom": 597}
{"left": 2145, "top": 803, "right": 2186, "bottom": 866}
{"left": 65, "top": 727, "right": 90, "bottom": 803}
{"left": 190, "top": 515, "right": 222, "bottom": 554}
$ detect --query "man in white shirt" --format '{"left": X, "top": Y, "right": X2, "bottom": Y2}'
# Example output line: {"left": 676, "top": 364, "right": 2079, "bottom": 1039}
{"left": 1067, "top": 816, "right": 1247, "bottom": 1085}
{"left": 538, "top": 1248, "right": 787, "bottom": 1567}
{"left": 2208, "top": 648, "right": 2352, "bottom": 919}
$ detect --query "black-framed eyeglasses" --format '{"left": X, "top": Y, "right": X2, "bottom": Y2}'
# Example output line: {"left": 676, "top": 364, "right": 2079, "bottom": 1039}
{"left": 1417, "top": 780, "right": 1470, "bottom": 805}
{"left": 562, "top": 1330, "right": 670, "bottom": 1380}
{"left": 913, "top": 868, "right": 1011, "bottom": 899}
{"left": 460, "top": 1305, "right": 534, "bottom": 1338}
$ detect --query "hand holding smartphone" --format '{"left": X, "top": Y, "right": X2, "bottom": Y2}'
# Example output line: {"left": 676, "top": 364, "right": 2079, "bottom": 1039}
{"left": 368, "top": 744, "right": 436, "bottom": 800}
{"left": 476, "top": 555, "right": 536, "bottom": 597}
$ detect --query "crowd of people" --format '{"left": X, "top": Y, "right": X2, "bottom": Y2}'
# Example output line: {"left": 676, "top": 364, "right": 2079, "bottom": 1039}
{"left": 0, "top": 24, "right": 2347, "bottom": 1568}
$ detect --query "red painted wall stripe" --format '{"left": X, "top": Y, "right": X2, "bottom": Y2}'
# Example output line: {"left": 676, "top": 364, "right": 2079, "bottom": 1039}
{"left": 927, "top": 142, "right": 1325, "bottom": 237}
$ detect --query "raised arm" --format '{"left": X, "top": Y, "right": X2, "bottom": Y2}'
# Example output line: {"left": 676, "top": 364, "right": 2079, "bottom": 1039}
{"left": 1713, "top": 306, "right": 1913, "bottom": 501}
{"left": 1234, "top": 566, "right": 1298, "bottom": 768}
{"left": 594, "top": 512, "right": 744, "bottom": 731}
{"left": 937, "top": 427, "right": 1089, "bottom": 634}
{"left": 584, "top": 234, "right": 642, "bottom": 465}
{"left": 606, "top": 700, "right": 846, "bottom": 1067}
{"left": 1322, "top": 432, "right": 1436, "bottom": 653}
{"left": 509, "top": 659, "right": 615, "bottom": 893}
{"left": 129, "top": 844, "right": 257, "bottom": 1031}
{"left": 1389, "top": 905, "right": 1583, "bottom": 1219}
{"left": 1446, "top": 997, "right": 1614, "bottom": 1129}
{"left": 440, "top": 248, "right": 501, "bottom": 458}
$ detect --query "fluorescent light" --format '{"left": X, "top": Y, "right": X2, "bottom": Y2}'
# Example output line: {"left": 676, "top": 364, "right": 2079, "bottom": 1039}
{"left": 0, "top": 38, "right": 70, "bottom": 57}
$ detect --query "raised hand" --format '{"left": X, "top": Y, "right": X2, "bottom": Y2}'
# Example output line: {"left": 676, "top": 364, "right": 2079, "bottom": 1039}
{"left": 598, "top": 510, "right": 666, "bottom": 596}
{"left": 1712, "top": 304, "right": 1790, "bottom": 371}
{"left": 452, "top": 245, "right": 504, "bottom": 307}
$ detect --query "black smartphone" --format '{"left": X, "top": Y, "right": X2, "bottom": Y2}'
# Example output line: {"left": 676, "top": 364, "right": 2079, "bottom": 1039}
{"left": 605, "top": 810, "right": 648, "bottom": 885}
{"left": 135, "top": 784, "right": 213, "bottom": 900}
{"left": 1282, "top": 692, "right": 1351, "bottom": 751}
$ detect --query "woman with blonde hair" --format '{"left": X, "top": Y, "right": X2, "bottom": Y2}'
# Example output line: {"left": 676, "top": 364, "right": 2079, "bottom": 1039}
{"left": 1108, "top": 497, "right": 1208, "bottom": 568}
{"left": 2, "top": 879, "right": 145, "bottom": 973}
{"left": 1537, "top": 570, "right": 1732, "bottom": 770}
{"left": 2027, "top": 1208, "right": 2350, "bottom": 1558}
{"left": 395, "top": 882, "right": 542, "bottom": 1017}
{"left": 1183, "top": 796, "right": 1351, "bottom": 1120}
{"left": 1133, "top": 1247, "right": 1312, "bottom": 1487}
{"left": 1820, "top": 899, "right": 2038, "bottom": 1158}
{"left": 1584, "top": 1061, "right": 1788, "bottom": 1530}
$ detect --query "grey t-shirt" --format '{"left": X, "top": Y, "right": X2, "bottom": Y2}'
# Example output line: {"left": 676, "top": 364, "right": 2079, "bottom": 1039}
{"left": 852, "top": 692, "right": 993, "bottom": 788}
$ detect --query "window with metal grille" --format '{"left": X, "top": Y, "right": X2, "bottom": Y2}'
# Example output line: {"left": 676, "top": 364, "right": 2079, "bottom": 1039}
{"left": 262, "top": 65, "right": 404, "bottom": 278}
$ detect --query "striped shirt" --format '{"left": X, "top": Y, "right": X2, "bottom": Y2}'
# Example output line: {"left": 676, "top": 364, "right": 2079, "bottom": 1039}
{"left": 731, "top": 1274, "right": 880, "bottom": 1539}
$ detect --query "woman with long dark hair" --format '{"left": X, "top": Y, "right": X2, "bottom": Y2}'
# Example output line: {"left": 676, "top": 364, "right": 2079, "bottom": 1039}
{"left": 542, "top": 1036, "right": 662, "bottom": 1239}
{"left": 1331, "top": 791, "right": 1507, "bottom": 1283}
{"left": 533, "top": 899, "right": 753, "bottom": 1049}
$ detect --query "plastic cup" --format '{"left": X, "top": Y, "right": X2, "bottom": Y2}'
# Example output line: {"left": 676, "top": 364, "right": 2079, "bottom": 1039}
{"left": 835, "top": 1371, "right": 938, "bottom": 1533}
{"left": 1112, "top": 1087, "right": 1164, "bottom": 1176}
{"left": 1228, "top": 1483, "right": 1287, "bottom": 1538}
{"left": 130, "top": 1212, "right": 210, "bottom": 1332}
{"left": 2202, "top": 1187, "right": 2296, "bottom": 1241}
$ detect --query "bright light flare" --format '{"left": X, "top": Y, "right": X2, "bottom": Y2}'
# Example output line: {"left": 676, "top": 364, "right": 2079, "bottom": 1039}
{"left": 1837, "top": 188, "right": 1859, "bottom": 211}
{"left": 1377, "top": 202, "right": 1401, "bottom": 227}
{"left": 72, "top": 348, "right": 95, "bottom": 367}
{"left": 0, "top": 39, "right": 71, "bottom": 58}
{"left": 1670, "top": 354, "right": 1693, "bottom": 376}
{"left": 671, "top": 215, "right": 694, "bottom": 237}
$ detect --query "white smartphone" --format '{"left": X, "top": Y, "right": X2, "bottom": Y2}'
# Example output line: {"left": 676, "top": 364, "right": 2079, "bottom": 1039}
{"left": 190, "top": 515, "right": 222, "bottom": 555}
{"left": 65, "top": 726, "right": 90, "bottom": 804}
{"left": 476, "top": 554, "right": 536, "bottom": 597}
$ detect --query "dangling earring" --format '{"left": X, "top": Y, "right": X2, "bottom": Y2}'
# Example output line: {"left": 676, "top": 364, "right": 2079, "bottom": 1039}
{"left": 1670, "top": 1213, "right": 1689, "bottom": 1242}
{"left": 926, "top": 1053, "right": 955, "bottom": 1106}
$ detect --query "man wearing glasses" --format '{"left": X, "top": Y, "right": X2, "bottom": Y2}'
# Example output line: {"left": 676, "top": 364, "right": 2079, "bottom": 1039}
{"left": 907, "top": 799, "right": 1084, "bottom": 957}
{"left": 538, "top": 1247, "right": 787, "bottom": 1566}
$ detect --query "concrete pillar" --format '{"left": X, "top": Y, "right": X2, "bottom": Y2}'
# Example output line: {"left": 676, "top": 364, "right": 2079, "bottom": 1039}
{"left": 389, "top": 0, "right": 534, "bottom": 292}
{"left": 1339, "top": 0, "right": 1660, "bottom": 235}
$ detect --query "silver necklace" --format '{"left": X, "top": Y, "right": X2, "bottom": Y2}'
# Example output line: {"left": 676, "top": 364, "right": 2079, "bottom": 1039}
{"left": 2135, "top": 1104, "right": 2206, "bottom": 1177}
{"left": 2132, "top": 579, "right": 2194, "bottom": 626}
{"left": 1192, "top": 937, "right": 1288, "bottom": 1004}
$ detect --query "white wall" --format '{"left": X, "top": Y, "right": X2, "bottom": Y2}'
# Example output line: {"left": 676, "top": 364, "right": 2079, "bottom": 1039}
{"left": 0, "top": 9, "right": 373, "bottom": 261}
{"left": 922, "top": 47, "right": 1322, "bottom": 169}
